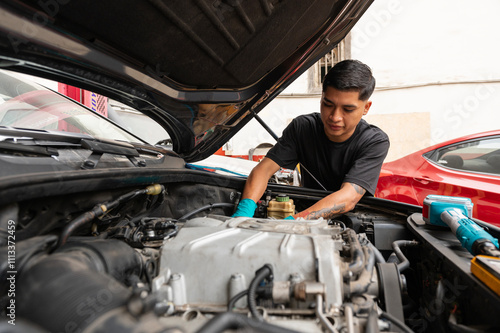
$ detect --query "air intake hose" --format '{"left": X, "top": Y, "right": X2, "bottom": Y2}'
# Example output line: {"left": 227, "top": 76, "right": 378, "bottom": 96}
{"left": 17, "top": 239, "right": 141, "bottom": 333}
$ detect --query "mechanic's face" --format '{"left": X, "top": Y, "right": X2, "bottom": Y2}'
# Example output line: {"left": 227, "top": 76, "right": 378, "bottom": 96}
{"left": 320, "top": 86, "right": 372, "bottom": 142}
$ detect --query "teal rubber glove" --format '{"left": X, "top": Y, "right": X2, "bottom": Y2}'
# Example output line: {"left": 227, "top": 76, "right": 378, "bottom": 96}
{"left": 232, "top": 198, "right": 257, "bottom": 217}
{"left": 284, "top": 215, "right": 295, "bottom": 220}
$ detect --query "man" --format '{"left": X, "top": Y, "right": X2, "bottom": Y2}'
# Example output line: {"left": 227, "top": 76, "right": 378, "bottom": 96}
{"left": 233, "top": 59, "right": 389, "bottom": 220}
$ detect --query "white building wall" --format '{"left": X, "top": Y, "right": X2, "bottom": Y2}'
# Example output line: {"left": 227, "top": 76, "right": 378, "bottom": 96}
{"left": 230, "top": 0, "right": 500, "bottom": 162}
{"left": 351, "top": 0, "right": 500, "bottom": 160}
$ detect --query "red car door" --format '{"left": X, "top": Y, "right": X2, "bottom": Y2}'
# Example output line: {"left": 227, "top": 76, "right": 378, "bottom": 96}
{"left": 411, "top": 137, "right": 500, "bottom": 225}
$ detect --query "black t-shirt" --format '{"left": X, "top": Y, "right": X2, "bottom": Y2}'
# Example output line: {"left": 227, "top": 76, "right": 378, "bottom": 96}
{"left": 266, "top": 113, "right": 389, "bottom": 195}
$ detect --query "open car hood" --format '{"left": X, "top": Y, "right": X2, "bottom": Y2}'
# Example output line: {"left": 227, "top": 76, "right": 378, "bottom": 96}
{"left": 0, "top": 0, "right": 372, "bottom": 161}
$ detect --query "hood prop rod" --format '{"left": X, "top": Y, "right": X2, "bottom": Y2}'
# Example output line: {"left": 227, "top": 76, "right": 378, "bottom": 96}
{"left": 251, "top": 110, "right": 327, "bottom": 191}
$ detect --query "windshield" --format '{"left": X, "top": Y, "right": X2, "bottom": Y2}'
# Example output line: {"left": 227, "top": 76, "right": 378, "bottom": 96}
{"left": 0, "top": 70, "right": 142, "bottom": 143}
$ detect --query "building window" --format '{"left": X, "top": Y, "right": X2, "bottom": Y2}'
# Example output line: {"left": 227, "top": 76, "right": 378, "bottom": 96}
{"left": 312, "top": 37, "right": 349, "bottom": 90}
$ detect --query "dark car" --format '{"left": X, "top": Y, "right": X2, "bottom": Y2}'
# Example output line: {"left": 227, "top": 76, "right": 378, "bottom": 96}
{"left": 376, "top": 130, "right": 500, "bottom": 226}
{"left": 0, "top": 1, "right": 500, "bottom": 333}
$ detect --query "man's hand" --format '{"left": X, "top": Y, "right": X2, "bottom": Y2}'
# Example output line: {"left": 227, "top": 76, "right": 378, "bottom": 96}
{"left": 294, "top": 182, "right": 366, "bottom": 220}
{"left": 232, "top": 158, "right": 281, "bottom": 218}
{"left": 232, "top": 198, "right": 257, "bottom": 217}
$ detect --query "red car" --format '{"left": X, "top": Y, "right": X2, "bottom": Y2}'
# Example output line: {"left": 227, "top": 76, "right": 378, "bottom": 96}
{"left": 376, "top": 130, "right": 500, "bottom": 226}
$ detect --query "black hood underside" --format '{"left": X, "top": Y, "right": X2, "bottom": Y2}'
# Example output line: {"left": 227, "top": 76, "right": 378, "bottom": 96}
{"left": 0, "top": 0, "right": 372, "bottom": 160}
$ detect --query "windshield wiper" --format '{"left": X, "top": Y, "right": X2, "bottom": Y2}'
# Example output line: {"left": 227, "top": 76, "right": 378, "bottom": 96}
{"left": 0, "top": 140, "right": 58, "bottom": 156}
{"left": 80, "top": 139, "right": 145, "bottom": 169}
{"left": 0, "top": 127, "right": 147, "bottom": 168}
{"left": 0, "top": 126, "right": 94, "bottom": 143}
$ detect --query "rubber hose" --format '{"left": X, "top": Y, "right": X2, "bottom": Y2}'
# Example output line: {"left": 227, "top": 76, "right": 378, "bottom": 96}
{"left": 248, "top": 264, "right": 273, "bottom": 321}
{"left": 17, "top": 239, "right": 142, "bottom": 332}
{"left": 56, "top": 204, "right": 106, "bottom": 249}
{"left": 57, "top": 186, "right": 163, "bottom": 249}
{"left": 17, "top": 252, "right": 131, "bottom": 333}
{"left": 369, "top": 242, "right": 386, "bottom": 263}
{"left": 179, "top": 203, "right": 235, "bottom": 221}
{"left": 57, "top": 239, "right": 143, "bottom": 283}
{"left": 392, "top": 240, "right": 419, "bottom": 272}
{"left": 228, "top": 290, "right": 248, "bottom": 311}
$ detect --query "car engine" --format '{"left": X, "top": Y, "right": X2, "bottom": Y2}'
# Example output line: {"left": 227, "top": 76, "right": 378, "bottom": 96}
{"left": 2, "top": 181, "right": 500, "bottom": 333}
{"left": 155, "top": 216, "right": 382, "bottom": 332}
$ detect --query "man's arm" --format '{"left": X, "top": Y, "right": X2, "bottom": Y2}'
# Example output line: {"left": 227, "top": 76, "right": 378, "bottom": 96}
{"left": 232, "top": 157, "right": 281, "bottom": 218}
{"left": 242, "top": 157, "right": 281, "bottom": 202}
{"left": 293, "top": 182, "right": 366, "bottom": 220}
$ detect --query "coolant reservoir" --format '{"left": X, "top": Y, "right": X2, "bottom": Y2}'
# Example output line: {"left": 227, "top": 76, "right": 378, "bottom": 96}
{"left": 267, "top": 194, "right": 295, "bottom": 219}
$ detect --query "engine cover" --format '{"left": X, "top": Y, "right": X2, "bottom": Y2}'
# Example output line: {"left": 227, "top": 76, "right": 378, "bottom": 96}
{"left": 155, "top": 216, "right": 346, "bottom": 310}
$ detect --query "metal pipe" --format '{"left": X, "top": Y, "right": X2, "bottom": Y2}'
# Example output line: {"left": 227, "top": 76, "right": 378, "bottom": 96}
{"left": 315, "top": 294, "right": 335, "bottom": 332}
{"left": 348, "top": 246, "right": 376, "bottom": 295}
{"left": 345, "top": 304, "right": 355, "bottom": 333}
{"left": 343, "top": 229, "right": 365, "bottom": 279}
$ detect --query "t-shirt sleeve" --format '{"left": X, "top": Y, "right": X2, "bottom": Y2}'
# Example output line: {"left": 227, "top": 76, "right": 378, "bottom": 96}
{"left": 343, "top": 135, "right": 390, "bottom": 195}
{"left": 265, "top": 119, "right": 301, "bottom": 170}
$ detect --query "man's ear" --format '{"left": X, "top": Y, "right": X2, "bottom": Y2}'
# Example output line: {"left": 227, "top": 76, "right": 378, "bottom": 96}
{"left": 363, "top": 101, "right": 372, "bottom": 115}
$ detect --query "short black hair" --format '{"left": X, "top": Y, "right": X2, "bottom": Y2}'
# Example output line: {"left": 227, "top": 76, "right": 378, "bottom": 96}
{"left": 322, "top": 59, "right": 375, "bottom": 101}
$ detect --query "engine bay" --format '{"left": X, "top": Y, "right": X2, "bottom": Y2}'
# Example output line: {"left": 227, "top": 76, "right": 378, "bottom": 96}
{"left": 1, "top": 178, "right": 500, "bottom": 333}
